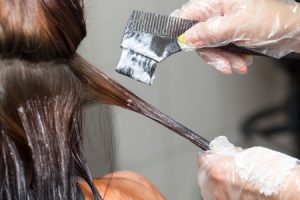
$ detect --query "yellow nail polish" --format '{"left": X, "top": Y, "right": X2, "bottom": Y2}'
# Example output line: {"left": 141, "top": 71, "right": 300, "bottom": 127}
{"left": 178, "top": 34, "right": 187, "bottom": 44}
{"left": 177, "top": 34, "right": 196, "bottom": 51}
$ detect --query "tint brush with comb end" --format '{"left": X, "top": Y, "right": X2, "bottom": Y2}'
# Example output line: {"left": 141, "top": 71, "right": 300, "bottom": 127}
{"left": 116, "top": 10, "right": 300, "bottom": 85}
{"left": 116, "top": 10, "right": 196, "bottom": 85}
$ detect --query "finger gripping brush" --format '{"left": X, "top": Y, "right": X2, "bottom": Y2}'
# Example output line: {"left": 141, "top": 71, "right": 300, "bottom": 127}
{"left": 116, "top": 10, "right": 300, "bottom": 85}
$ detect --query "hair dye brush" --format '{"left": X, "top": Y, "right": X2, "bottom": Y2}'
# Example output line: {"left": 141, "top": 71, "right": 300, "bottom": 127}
{"left": 116, "top": 10, "right": 300, "bottom": 85}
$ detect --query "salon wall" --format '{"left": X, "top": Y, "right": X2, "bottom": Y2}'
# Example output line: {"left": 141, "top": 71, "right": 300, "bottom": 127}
{"left": 80, "top": 0, "right": 288, "bottom": 199}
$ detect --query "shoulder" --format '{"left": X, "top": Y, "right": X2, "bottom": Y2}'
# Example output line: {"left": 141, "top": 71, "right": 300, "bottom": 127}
{"left": 80, "top": 171, "right": 166, "bottom": 200}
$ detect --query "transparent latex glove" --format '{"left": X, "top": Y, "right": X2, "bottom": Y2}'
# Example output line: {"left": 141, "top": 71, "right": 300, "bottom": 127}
{"left": 173, "top": 0, "right": 300, "bottom": 74}
{"left": 198, "top": 136, "right": 300, "bottom": 200}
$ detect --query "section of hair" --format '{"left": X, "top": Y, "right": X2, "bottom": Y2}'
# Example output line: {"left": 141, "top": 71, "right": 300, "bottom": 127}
{"left": 68, "top": 54, "right": 209, "bottom": 150}
{"left": 0, "top": 59, "right": 101, "bottom": 200}
{"left": 0, "top": 0, "right": 86, "bottom": 60}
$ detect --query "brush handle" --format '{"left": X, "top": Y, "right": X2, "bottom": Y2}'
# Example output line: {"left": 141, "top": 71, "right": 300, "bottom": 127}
{"left": 220, "top": 44, "right": 300, "bottom": 60}
{"left": 129, "top": 98, "right": 211, "bottom": 151}
{"left": 144, "top": 111, "right": 211, "bottom": 150}
{"left": 145, "top": 110, "right": 211, "bottom": 150}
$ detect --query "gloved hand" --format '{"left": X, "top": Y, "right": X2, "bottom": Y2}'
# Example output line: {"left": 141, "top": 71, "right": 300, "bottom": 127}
{"left": 198, "top": 136, "right": 300, "bottom": 200}
{"left": 173, "top": 0, "right": 300, "bottom": 74}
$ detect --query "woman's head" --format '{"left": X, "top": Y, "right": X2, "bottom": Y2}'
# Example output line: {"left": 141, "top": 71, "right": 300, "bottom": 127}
{"left": 0, "top": 0, "right": 86, "bottom": 60}
{"left": 0, "top": 0, "right": 102, "bottom": 199}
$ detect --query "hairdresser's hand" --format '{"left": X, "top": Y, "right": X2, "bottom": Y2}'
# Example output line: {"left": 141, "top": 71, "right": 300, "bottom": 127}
{"left": 174, "top": 0, "right": 300, "bottom": 74}
{"left": 198, "top": 136, "right": 300, "bottom": 200}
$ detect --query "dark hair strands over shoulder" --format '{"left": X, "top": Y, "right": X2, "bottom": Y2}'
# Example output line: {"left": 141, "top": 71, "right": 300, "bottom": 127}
{"left": 0, "top": 0, "right": 209, "bottom": 199}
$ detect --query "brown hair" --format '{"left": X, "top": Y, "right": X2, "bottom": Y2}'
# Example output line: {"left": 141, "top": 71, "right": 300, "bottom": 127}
{"left": 0, "top": 0, "right": 208, "bottom": 199}
{"left": 0, "top": 0, "right": 85, "bottom": 60}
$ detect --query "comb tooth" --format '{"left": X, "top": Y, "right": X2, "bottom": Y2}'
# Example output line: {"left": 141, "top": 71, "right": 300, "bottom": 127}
{"left": 156, "top": 14, "right": 161, "bottom": 34}
{"left": 141, "top": 12, "right": 147, "bottom": 32}
{"left": 132, "top": 11, "right": 141, "bottom": 30}
{"left": 146, "top": 13, "right": 153, "bottom": 33}
{"left": 170, "top": 17, "right": 177, "bottom": 37}
{"left": 165, "top": 16, "right": 171, "bottom": 36}
{"left": 162, "top": 16, "right": 168, "bottom": 36}
{"left": 172, "top": 19, "right": 178, "bottom": 37}
{"left": 154, "top": 13, "right": 160, "bottom": 34}
{"left": 182, "top": 19, "right": 188, "bottom": 34}
{"left": 179, "top": 18, "right": 186, "bottom": 35}
{"left": 133, "top": 11, "right": 140, "bottom": 30}
{"left": 138, "top": 12, "right": 144, "bottom": 30}
{"left": 169, "top": 17, "right": 175, "bottom": 36}
{"left": 142, "top": 12, "right": 149, "bottom": 33}
{"left": 179, "top": 18, "right": 187, "bottom": 35}
{"left": 129, "top": 11, "right": 198, "bottom": 38}
{"left": 172, "top": 21, "right": 176, "bottom": 37}
{"left": 156, "top": 15, "right": 161, "bottom": 35}
{"left": 165, "top": 17, "right": 171, "bottom": 36}
{"left": 153, "top": 13, "right": 159, "bottom": 34}
{"left": 132, "top": 11, "right": 137, "bottom": 30}
{"left": 132, "top": 10, "right": 137, "bottom": 18}
{"left": 147, "top": 13, "right": 154, "bottom": 33}
{"left": 161, "top": 15, "right": 168, "bottom": 36}
{"left": 174, "top": 18, "right": 180, "bottom": 37}
{"left": 179, "top": 19, "right": 184, "bottom": 35}
{"left": 157, "top": 14, "right": 164, "bottom": 35}
{"left": 149, "top": 13, "right": 155, "bottom": 34}
{"left": 135, "top": 11, "right": 142, "bottom": 31}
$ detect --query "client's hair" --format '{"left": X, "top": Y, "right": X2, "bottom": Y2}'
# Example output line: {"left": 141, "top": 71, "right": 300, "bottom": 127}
{"left": 0, "top": 0, "right": 208, "bottom": 199}
{"left": 0, "top": 0, "right": 101, "bottom": 199}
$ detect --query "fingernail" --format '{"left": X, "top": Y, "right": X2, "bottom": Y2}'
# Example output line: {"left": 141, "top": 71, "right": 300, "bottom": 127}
{"left": 232, "top": 62, "right": 248, "bottom": 74}
{"left": 239, "top": 65, "right": 248, "bottom": 74}
{"left": 178, "top": 34, "right": 187, "bottom": 44}
{"left": 177, "top": 34, "right": 196, "bottom": 51}
{"left": 210, "top": 62, "right": 232, "bottom": 75}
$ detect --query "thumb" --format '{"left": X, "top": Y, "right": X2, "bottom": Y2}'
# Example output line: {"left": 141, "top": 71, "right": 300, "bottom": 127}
{"left": 178, "top": 16, "right": 244, "bottom": 50}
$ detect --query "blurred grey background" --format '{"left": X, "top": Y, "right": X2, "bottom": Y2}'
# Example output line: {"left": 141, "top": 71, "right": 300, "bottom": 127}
{"left": 78, "top": 0, "right": 296, "bottom": 199}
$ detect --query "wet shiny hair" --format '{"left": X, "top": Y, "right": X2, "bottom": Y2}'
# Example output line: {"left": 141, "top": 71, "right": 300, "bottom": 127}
{"left": 0, "top": 0, "right": 208, "bottom": 199}
{"left": 0, "top": 0, "right": 100, "bottom": 199}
